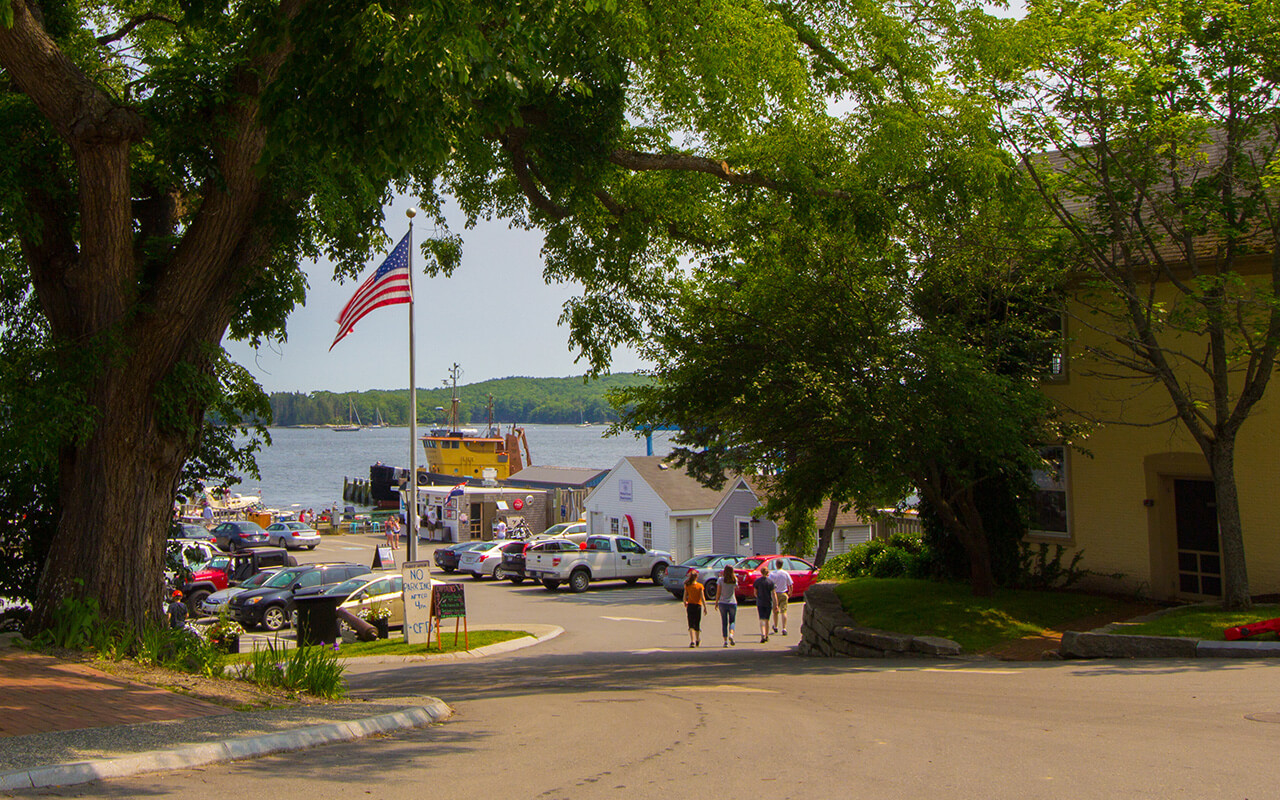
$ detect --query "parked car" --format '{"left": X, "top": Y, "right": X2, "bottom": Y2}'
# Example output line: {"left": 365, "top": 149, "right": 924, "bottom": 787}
{"left": 264, "top": 521, "right": 321, "bottom": 550}
{"left": 459, "top": 540, "right": 528, "bottom": 580}
{"left": 197, "top": 567, "right": 283, "bottom": 617}
{"left": 210, "top": 520, "right": 270, "bottom": 551}
{"left": 180, "top": 547, "right": 296, "bottom": 614}
{"left": 732, "top": 555, "right": 819, "bottom": 602}
{"left": 228, "top": 562, "right": 370, "bottom": 631}
{"left": 433, "top": 541, "right": 490, "bottom": 573}
{"left": 328, "top": 571, "right": 434, "bottom": 631}
{"left": 502, "top": 538, "right": 581, "bottom": 584}
{"left": 540, "top": 521, "right": 587, "bottom": 539}
{"left": 171, "top": 522, "right": 216, "bottom": 545}
{"left": 662, "top": 554, "right": 743, "bottom": 600}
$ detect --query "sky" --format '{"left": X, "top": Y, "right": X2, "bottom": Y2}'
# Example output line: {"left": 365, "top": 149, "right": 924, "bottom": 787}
{"left": 225, "top": 196, "right": 650, "bottom": 394}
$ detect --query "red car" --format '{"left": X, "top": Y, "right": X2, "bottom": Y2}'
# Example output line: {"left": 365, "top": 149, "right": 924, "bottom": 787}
{"left": 732, "top": 555, "right": 819, "bottom": 602}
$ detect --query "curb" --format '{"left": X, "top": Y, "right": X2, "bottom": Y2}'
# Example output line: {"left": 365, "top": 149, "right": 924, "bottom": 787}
{"left": 0, "top": 700, "right": 451, "bottom": 792}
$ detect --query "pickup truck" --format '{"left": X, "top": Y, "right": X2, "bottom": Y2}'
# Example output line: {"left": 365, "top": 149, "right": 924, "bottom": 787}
{"left": 525, "top": 534, "right": 672, "bottom": 593}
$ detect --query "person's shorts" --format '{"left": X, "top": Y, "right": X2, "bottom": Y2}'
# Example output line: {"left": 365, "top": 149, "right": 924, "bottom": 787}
{"left": 686, "top": 604, "right": 702, "bottom": 631}
{"left": 774, "top": 591, "right": 789, "bottom": 612}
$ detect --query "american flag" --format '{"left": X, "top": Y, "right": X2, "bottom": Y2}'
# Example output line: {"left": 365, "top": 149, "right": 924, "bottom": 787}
{"left": 329, "top": 231, "right": 413, "bottom": 350}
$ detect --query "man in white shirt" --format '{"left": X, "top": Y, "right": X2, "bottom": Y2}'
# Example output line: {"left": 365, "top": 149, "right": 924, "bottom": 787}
{"left": 495, "top": 519, "right": 508, "bottom": 540}
{"left": 770, "top": 565, "right": 793, "bottom": 635}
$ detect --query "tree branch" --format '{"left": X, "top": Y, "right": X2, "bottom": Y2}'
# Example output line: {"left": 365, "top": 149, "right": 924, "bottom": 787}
{"left": 96, "top": 13, "right": 177, "bottom": 46}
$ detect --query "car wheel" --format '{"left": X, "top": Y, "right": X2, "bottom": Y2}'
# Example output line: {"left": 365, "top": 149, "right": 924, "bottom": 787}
{"left": 307, "top": 544, "right": 316, "bottom": 550}
{"left": 441, "top": 566, "right": 455, "bottom": 574}
{"left": 670, "top": 590, "right": 683, "bottom": 600}
{"left": 569, "top": 569, "right": 590, "bottom": 593}
{"left": 261, "top": 605, "right": 287, "bottom": 631}
{"left": 492, "top": 565, "right": 508, "bottom": 581}
{"left": 651, "top": 563, "right": 668, "bottom": 586}
{"left": 625, "top": 577, "right": 639, "bottom": 585}
{"left": 541, "top": 579, "right": 561, "bottom": 591}
{"left": 509, "top": 576, "right": 525, "bottom": 585}
{"left": 186, "top": 589, "right": 210, "bottom": 614}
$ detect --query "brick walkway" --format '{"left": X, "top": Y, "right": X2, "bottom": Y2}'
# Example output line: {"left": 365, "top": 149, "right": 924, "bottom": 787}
{"left": 0, "top": 651, "right": 231, "bottom": 737}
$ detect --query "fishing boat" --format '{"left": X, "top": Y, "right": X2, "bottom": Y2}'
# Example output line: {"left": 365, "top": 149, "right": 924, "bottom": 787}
{"left": 332, "top": 398, "right": 363, "bottom": 432}
{"left": 421, "top": 366, "right": 530, "bottom": 484}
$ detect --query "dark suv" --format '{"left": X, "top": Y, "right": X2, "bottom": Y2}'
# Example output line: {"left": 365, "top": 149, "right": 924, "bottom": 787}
{"left": 211, "top": 520, "right": 270, "bottom": 551}
{"left": 228, "top": 562, "right": 370, "bottom": 631}
{"left": 179, "top": 547, "right": 297, "bottom": 614}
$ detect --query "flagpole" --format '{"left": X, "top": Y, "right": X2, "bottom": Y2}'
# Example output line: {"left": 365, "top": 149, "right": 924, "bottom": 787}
{"left": 406, "top": 209, "right": 419, "bottom": 564}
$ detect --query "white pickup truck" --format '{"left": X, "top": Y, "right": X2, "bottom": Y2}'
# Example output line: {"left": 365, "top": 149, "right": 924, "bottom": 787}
{"left": 525, "top": 534, "right": 672, "bottom": 593}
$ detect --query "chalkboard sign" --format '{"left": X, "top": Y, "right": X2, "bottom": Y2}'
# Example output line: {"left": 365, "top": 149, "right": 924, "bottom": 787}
{"left": 432, "top": 583, "right": 466, "bottom": 619}
{"left": 372, "top": 546, "right": 394, "bottom": 569}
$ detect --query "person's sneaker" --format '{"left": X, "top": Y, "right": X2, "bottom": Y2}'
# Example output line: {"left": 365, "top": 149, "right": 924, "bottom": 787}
{"left": 729, "top": 635, "right": 736, "bottom": 646}
{"left": 782, "top": 629, "right": 787, "bottom": 635}
{"left": 761, "top": 635, "right": 768, "bottom": 643}
{"left": 690, "top": 642, "right": 695, "bottom": 648}
{"left": 723, "top": 640, "right": 729, "bottom": 647}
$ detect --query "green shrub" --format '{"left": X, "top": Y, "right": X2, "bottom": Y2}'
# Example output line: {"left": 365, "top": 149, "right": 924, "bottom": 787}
{"left": 241, "top": 636, "right": 347, "bottom": 699}
{"left": 821, "top": 535, "right": 930, "bottom": 580}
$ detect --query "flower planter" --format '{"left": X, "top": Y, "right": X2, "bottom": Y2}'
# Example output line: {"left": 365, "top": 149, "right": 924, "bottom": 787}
{"left": 373, "top": 618, "right": 390, "bottom": 639}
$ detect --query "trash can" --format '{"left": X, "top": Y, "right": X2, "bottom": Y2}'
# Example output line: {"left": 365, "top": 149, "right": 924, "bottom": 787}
{"left": 292, "top": 594, "right": 344, "bottom": 646}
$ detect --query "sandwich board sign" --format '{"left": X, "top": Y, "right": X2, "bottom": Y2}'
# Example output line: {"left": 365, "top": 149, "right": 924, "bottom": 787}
{"left": 431, "top": 583, "right": 468, "bottom": 650}
{"left": 401, "top": 561, "right": 434, "bottom": 644}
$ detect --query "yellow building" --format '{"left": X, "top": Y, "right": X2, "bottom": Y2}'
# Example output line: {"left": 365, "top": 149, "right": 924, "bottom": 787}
{"left": 1037, "top": 273, "right": 1280, "bottom": 602}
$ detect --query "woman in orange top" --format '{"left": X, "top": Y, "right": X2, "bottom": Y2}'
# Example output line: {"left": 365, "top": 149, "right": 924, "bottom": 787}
{"left": 683, "top": 570, "right": 707, "bottom": 647}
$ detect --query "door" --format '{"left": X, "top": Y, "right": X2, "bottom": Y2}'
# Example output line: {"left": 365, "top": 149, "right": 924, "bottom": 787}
{"left": 583, "top": 537, "right": 617, "bottom": 579}
{"left": 736, "top": 518, "right": 753, "bottom": 557}
{"left": 616, "top": 537, "right": 647, "bottom": 578}
{"left": 677, "top": 519, "right": 694, "bottom": 563}
{"left": 1175, "top": 479, "right": 1221, "bottom": 597}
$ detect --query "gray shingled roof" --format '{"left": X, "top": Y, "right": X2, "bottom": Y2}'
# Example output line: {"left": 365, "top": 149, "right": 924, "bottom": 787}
{"left": 623, "top": 456, "right": 739, "bottom": 512}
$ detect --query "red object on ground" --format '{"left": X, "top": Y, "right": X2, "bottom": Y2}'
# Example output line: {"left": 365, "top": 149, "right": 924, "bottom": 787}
{"left": 1223, "top": 617, "right": 1280, "bottom": 640}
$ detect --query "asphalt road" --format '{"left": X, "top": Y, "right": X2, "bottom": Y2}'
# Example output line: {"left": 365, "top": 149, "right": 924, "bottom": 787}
{"left": 34, "top": 533, "right": 1280, "bottom": 798}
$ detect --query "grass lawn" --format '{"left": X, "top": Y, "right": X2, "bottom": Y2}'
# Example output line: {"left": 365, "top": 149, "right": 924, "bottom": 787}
{"left": 225, "top": 629, "right": 532, "bottom": 663}
{"left": 833, "top": 578, "right": 1129, "bottom": 652}
{"left": 1116, "top": 604, "right": 1280, "bottom": 640}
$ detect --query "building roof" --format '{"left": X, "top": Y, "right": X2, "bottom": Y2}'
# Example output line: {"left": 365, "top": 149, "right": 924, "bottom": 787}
{"left": 507, "top": 465, "right": 608, "bottom": 489}
{"left": 622, "top": 456, "right": 742, "bottom": 512}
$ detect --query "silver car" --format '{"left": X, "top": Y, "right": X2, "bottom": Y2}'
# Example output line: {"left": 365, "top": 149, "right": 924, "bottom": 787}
{"left": 264, "top": 521, "right": 321, "bottom": 550}
{"left": 662, "top": 554, "right": 742, "bottom": 600}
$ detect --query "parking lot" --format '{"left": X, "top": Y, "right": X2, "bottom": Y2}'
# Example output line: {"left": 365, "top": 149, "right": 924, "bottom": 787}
{"left": 255, "top": 532, "right": 801, "bottom": 655}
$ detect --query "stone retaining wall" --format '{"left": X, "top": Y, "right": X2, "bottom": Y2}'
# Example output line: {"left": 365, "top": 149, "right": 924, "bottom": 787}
{"left": 798, "top": 583, "right": 961, "bottom": 658}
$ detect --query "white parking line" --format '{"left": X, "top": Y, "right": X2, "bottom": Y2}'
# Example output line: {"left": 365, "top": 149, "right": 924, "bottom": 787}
{"left": 602, "top": 616, "right": 666, "bottom": 623}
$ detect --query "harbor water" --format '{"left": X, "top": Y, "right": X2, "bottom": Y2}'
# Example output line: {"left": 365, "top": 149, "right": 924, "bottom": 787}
{"left": 238, "top": 424, "right": 675, "bottom": 512}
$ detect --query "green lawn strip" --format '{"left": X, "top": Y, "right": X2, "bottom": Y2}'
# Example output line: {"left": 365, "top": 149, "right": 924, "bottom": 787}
{"left": 225, "top": 629, "right": 531, "bottom": 663}
{"left": 1115, "top": 605, "right": 1280, "bottom": 640}
{"left": 833, "top": 578, "right": 1126, "bottom": 652}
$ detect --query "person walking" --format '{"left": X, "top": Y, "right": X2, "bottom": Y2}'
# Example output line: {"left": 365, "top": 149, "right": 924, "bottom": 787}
{"left": 770, "top": 564, "right": 793, "bottom": 635}
{"left": 683, "top": 570, "right": 707, "bottom": 647}
{"left": 714, "top": 565, "right": 738, "bottom": 646}
{"left": 755, "top": 567, "right": 775, "bottom": 642}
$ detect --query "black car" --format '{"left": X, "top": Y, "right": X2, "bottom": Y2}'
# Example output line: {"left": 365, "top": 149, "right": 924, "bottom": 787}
{"left": 210, "top": 520, "right": 270, "bottom": 551}
{"left": 503, "top": 538, "right": 580, "bottom": 585}
{"left": 228, "top": 562, "right": 370, "bottom": 631}
{"left": 433, "top": 541, "right": 488, "bottom": 573}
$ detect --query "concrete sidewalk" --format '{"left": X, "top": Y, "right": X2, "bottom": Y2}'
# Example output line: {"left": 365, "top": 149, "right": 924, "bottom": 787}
{"left": 0, "top": 625, "right": 560, "bottom": 791}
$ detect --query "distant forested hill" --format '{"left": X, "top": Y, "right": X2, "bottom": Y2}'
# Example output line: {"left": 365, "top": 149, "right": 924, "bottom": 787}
{"left": 268, "top": 373, "right": 649, "bottom": 427}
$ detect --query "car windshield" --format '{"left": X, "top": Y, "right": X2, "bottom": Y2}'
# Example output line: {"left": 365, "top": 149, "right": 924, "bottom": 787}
{"left": 683, "top": 555, "right": 716, "bottom": 567}
{"left": 241, "top": 570, "right": 277, "bottom": 589}
{"left": 737, "top": 558, "right": 763, "bottom": 570}
{"left": 204, "top": 555, "right": 231, "bottom": 571}
{"left": 264, "top": 569, "right": 305, "bottom": 588}
{"left": 542, "top": 523, "right": 572, "bottom": 537}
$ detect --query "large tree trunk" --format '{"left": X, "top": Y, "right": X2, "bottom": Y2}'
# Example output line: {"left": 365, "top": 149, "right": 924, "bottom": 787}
{"left": 32, "top": 380, "right": 194, "bottom": 632}
{"left": 1208, "top": 437, "right": 1251, "bottom": 610}
{"left": 916, "top": 474, "right": 996, "bottom": 597}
